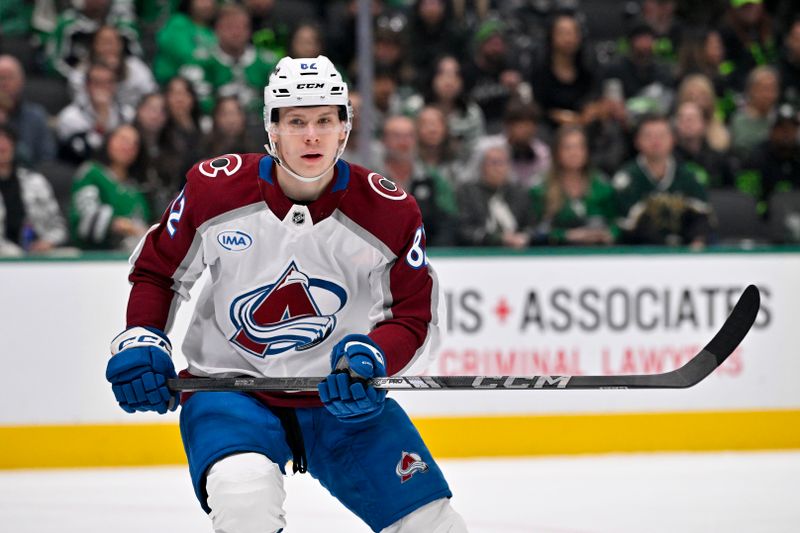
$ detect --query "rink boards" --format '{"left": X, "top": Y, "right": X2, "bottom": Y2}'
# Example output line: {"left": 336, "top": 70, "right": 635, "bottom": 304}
{"left": 1, "top": 248, "right": 799, "bottom": 468}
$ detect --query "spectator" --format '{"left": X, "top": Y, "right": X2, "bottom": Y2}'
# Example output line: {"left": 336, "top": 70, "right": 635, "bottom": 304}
{"left": 582, "top": 79, "right": 632, "bottom": 176}
{"left": 0, "top": 55, "right": 57, "bottom": 167}
{"left": 70, "top": 124, "right": 150, "bottom": 251}
{"left": 729, "top": 66, "right": 780, "bottom": 158}
{"left": 371, "top": 25, "right": 415, "bottom": 89}
{"left": 324, "top": 0, "right": 398, "bottom": 76}
{"left": 181, "top": 4, "right": 278, "bottom": 115}
{"left": 476, "top": 102, "right": 551, "bottom": 189}
{"left": 197, "top": 96, "right": 263, "bottom": 158}
{"left": 246, "top": 0, "right": 310, "bottom": 58}
{"left": 720, "top": 0, "right": 778, "bottom": 92}
{"left": 530, "top": 125, "right": 618, "bottom": 245}
{"left": 370, "top": 67, "right": 405, "bottom": 138}
{"left": 778, "top": 18, "right": 800, "bottom": 106}
{"left": 676, "top": 27, "right": 739, "bottom": 120}
{"left": 132, "top": 91, "right": 176, "bottom": 216}
{"left": 0, "top": 126, "right": 67, "bottom": 257}
{"left": 603, "top": 22, "right": 674, "bottom": 103}
{"left": 56, "top": 62, "right": 135, "bottom": 164}
{"left": 0, "top": 1, "right": 32, "bottom": 36}
{"left": 530, "top": 10, "right": 599, "bottom": 129}
{"left": 613, "top": 114, "right": 711, "bottom": 247}
{"left": 162, "top": 76, "right": 204, "bottom": 180}
{"left": 462, "top": 19, "right": 525, "bottom": 134}
{"left": 677, "top": 28, "right": 725, "bottom": 83}
{"left": 46, "top": 0, "right": 140, "bottom": 78}
{"left": 287, "top": 21, "right": 324, "bottom": 59}
{"left": 675, "top": 0, "right": 727, "bottom": 27}
{"left": 68, "top": 25, "right": 157, "bottom": 110}
{"left": 373, "top": 115, "right": 457, "bottom": 246}
{"left": 340, "top": 90, "right": 370, "bottom": 167}
{"left": 673, "top": 101, "right": 734, "bottom": 189}
{"left": 736, "top": 104, "right": 800, "bottom": 216}
{"left": 676, "top": 74, "right": 731, "bottom": 152}
{"left": 407, "top": 55, "right": 486, "bottom": 163}
{"left": 456, "top": 141, "right": 536, "bottom": 248}
{"left": 415, "top": 105, "right": 459, "bottom": 185}
{"left": 640, "top": 0, "right": 682, "bottom": 62}
{"left": 407, "top": 0, "right": 467, "bottom": 88}
{"left": 153, "top": 0, "right": 217, "bottom": 84}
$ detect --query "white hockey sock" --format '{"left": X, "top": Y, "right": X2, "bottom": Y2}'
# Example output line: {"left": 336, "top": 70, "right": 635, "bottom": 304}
{"left": 381, "top": 497, "right": 469, "bottom": 533}
{"left": 206, "top": 453, "right": 286, "bottom": 533}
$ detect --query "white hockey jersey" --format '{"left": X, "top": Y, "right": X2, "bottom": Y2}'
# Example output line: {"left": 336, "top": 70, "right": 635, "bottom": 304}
{"left": 126, "top": 154, "right": 442, "bottom": 406}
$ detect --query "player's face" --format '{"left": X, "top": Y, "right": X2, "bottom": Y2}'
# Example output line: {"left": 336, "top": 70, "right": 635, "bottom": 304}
{"left": 272, "top": 106, "right": 346, "bottom": 177}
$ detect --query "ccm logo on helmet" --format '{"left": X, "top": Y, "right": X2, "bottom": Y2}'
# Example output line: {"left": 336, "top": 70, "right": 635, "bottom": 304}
{"left": 300, "top": 62, "right": 317, "bottom": 69}
{"left": 297, "top": 83, "right": 324, "bottom": 89}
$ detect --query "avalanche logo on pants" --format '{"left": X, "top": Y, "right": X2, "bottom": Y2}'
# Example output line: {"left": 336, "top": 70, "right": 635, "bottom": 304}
{"left": 396, "top": 451, "right": 429, "bottom": 483}
{"left": 229, "top": 261, "right": 347, "bottom": 357}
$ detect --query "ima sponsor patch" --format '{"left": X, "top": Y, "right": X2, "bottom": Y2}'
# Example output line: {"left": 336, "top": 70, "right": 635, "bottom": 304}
{"left": 217, "top": 230, "right": 253, "bottom": 251}
{"left": 368, "top": 172, "right": 407, "bottom": 201}
{"left": 395, "top": 451, "right": 428, "bottom": 483}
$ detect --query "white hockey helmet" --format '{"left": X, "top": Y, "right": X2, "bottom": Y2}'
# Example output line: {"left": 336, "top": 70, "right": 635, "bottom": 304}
{"left": 263, "top": 55, "right": 353, "bottom": 182}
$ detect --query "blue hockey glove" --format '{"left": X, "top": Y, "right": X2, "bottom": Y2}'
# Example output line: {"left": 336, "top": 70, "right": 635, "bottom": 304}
{"left": 318, "top": 334, "right": 387, "bottom": 423}
{"left": 105, "top": 327, "right": 179, "bottom": 414}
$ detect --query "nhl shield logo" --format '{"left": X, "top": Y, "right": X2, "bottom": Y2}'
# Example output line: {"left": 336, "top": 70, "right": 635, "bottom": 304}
{"left": 395, "top": 451, "right": 428, "bottom": 483}
{"left": 229, "top": 261, "right": 347, "bottom": 357}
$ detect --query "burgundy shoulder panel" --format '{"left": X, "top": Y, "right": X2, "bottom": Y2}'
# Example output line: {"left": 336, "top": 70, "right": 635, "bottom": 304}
{"left": 183, "top": 153, "right": 265, "bottom": 225}
{"left": 337, "top": 163, "right": 424, "bottom": 256}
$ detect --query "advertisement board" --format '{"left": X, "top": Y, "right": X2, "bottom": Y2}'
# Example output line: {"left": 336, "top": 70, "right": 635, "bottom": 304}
{"left": 1, "top": 252, "right": 797, "bottom": 465}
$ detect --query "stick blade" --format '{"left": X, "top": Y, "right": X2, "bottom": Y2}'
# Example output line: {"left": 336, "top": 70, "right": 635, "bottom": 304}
{"left": 672, "top": 284, "right": 761, "bottom": 388}
{"left": 703, "top": 284, "right": 760, "bottom": 366}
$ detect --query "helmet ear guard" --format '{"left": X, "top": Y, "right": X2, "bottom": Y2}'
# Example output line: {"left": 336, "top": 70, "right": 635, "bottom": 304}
{"left": 262, "top": 55, "right": 353, "bottom": 182}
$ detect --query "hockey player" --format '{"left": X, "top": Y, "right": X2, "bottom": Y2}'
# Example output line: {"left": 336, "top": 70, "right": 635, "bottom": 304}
{"left": 104, "top": 55, "right": 468, "bottom": 533}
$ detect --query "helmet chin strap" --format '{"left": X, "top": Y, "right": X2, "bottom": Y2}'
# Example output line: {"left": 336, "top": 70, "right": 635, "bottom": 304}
{"left": 267, "top": 148, "right": 331, "bottom": 183}
{"left": 265, "top": 126, "right": 352, "bottom": 184}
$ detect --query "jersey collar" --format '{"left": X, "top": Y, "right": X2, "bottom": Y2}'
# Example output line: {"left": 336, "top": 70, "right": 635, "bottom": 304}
{"left": 257, "top": 156, "right": 351, "bottom": 223}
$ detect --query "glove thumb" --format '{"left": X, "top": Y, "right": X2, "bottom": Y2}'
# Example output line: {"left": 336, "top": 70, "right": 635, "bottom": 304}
{"left": 347, "top": 354, "right": 376, "bottom": 379}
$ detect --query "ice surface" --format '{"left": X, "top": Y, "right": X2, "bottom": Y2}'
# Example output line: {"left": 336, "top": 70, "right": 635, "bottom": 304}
{"left": 1, "top": 451, "right": 798, "bottom": 532}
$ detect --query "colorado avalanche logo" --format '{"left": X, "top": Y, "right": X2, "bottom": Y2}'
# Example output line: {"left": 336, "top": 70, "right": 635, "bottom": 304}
{"left": 230, "top": 261, "right": 347, "bottom": 357}
{"left": 368, "top": 172, "right": 407, "bottom": 201}
{"left": 395, "top": 451, "right": 429, "bottom": 483}
{"left": 199, "top": 154, "right": 242, "bottom": 178}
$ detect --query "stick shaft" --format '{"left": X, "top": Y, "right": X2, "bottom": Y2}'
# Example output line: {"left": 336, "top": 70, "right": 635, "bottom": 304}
{"left": 168, "top": 285, "right": 760, "bottom": 393}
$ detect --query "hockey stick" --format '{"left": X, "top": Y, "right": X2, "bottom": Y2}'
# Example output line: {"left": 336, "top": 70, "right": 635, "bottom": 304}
{"left": 168, "top": 284, "right": 760, "bottom": 392}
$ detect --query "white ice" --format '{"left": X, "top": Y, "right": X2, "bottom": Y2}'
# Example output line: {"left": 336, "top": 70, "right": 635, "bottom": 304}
{"left": 1, "top": 451, "right": 798, "bottom": 532}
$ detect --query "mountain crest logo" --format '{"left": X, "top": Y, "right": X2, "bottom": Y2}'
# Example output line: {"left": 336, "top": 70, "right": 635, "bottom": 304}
{"left": 395, "top": 451, "right": 429, "bottom": 483}
{"left": 229, "top": 261, "right": 347, "bottom": 357}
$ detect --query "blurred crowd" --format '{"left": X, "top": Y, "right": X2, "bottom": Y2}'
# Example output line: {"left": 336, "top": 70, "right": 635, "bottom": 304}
{"left": 0, "top": 0, "right": 799, "bottom": 256}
